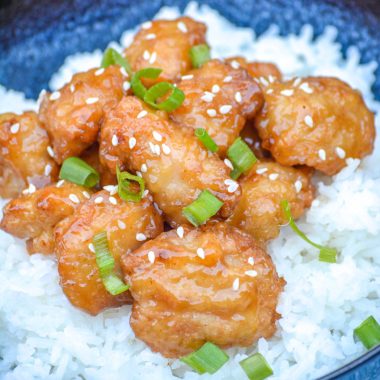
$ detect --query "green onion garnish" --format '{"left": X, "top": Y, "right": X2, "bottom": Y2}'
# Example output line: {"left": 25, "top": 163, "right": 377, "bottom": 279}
{"left": 281, "top": 200, "right": 337, "bottom": 263}
{"left": 239, "top": 353, "right": 273, "bottom": 380}
{"left": 144, "top": 81, "right": 185, "bottom": 112}
{"left": 182, "top": 190, "right": 223, "bottom": 227}
{"left": 59, "top": 157, "right": 100, "bottom": 188}
{"left": 189, "top": 44, "right": 211, "bottom": 68}
{"left": 195, "top": 128, "right": 218, "bottom": 152}
{"left": 101, "top": 47, "right": 132, "bottom": 76}
{"left": 131, "top": 68, "right": 162, "bottom": 99}
{"left": 227, "top": 137, "right": 257, "bottom": 180}
{"left": 180, "top": 342, "right": 229, "bottom": 374}
{"left": 354, "top": 316, "right": 380, "bottom": 350}
{"left": 92, "top": 231, "right": 130, "bottom": 296}
{"left": 116, "top": 167, "right": 145, "bottom": 203}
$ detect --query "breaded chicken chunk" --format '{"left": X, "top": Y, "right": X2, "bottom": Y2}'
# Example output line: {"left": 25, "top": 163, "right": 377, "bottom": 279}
{"left": 0, "top": 182, "right": 91, "bottom": 254}
{"left": 39, "top": 65, "right": 127, "bottom": 163}
{"left": 228, "top": 161, "right": 314, "bottom": 242}
{"left": 0, "top": 112, "right": 59, "bottom": 198}
{"left": 171, "top": 59, "right": 263, "bottom": 155}
{"left": 254, "top": 77, "right": 375, "bottom": 175}
{"left": 55, "top": 191, "right": 163, "bottom": 315}
{"left": 125, "top": 17, "right": 207, "bottom": 84}
{"left": 99, "top": 96, "right": 241, "bottom": 227}
{"left": 121, "top": 222, "right": 284, "bottom": 358}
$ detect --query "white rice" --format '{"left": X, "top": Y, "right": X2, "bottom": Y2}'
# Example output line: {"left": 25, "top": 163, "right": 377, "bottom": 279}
{"left": 1, "top": 2, "right": 379, "bottom": 379}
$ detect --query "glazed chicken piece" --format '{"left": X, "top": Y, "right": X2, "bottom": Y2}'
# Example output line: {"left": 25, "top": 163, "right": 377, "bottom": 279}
{"left": 0, "top": 112, "right": 59, "bottom": 198}
{"left": 0, "top": 182, "right": 92, "bottom": 254}
{"left": 240, "top": 121, "right": 270, "bottom": 160}
{"left": 99, "top": 96, "right": 241, "bottom": 227}
{"left": 39, "top": 65, "right": 127, "bottom": 163}
{"left": 122, "top": 222, "right": 284, "bottom": 358}
{"left": 228, "top": 161, "right": 314, "bottom": 242}
{"left": 171, "top": 59, "right": 263, "bottom": 156}
{"left": 125, "top": 17, "right": 207, "bottom": 84}
{"left": 254, "top": 77, "right": 375, "bottom": 175}
{"left": 55, "top": 190, "right": 163, "bottom": 315}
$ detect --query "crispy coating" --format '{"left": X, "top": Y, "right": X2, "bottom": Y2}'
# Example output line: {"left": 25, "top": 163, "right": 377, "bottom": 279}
{"left": 122, "top": 222, "right": 284, "bottom": 358}
{"left": 254, "top": 77, "right": 376, "bottom": 175}
{"left": 55, "top": 191, "right": 163, "bottom": 315}
{"left": 226, "top": 57, "right": 282, "bottom": 80}
{"left": 240, "top": 121, "right": 270, "bottom": 159}
{"left": 0, "top": 112, "right": 58, "bottom": 198}
{"left": 0, "top": 182, "right": 91, "bottom": 254}
{"left": 125, "top": 17, "right": 207, "bottom": 84}
{"left": 99, "top": 96, "right": 241, "bottom": 227}
{"left": 39, "top": 65, "right": 127, "bottom": 163}
{"left": 171, "top": 59, "right": 263, "bottom": 156}
{"left": 228, "top": 161, "right": 314, "bottom": 242}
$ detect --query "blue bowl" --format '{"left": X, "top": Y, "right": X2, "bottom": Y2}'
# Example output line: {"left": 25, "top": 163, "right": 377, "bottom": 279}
{"left": 0, "top": 0, "right": 379, "bottom": 379}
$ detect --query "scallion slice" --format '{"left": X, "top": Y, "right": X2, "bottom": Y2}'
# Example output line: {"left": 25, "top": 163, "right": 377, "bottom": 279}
{"left": 144, "top": 81, "right": 185, "bottom": 112}
{"left": 116, "top": 166, "right": 145, "bottom": 202}
{"left": 131, "top": 68, "right": 162, "bottom": 99}
{"left": 59, "top": 157, "right": 100, "bottom": 188}
{"left": 227, "top": 137, "right": 257, "bottom": 179}
{"left": 195, "top": 128, "right": 218, "bottom": 152}
{"left": 354, "top": 316, "right": 380, "bottom": 350}
{"left": 239, "top": 353, "right": 273, "bottom": 380}
{"left": 189, "top": 44, "right": 211, "bottom": 68}
{"left": 281, "top": 200, "right": 337, "bottom": 263}
{"left": 102, "top": 273, "right": 130, "bottom": 295}
{"left": 101, "top": 47, "right": 132, "bottom": 76}
{"left": 182, "top": 190, "right": 223, "bottom": 227}
{"left": 180, "top": 342, "right": 229, "bottom": 374}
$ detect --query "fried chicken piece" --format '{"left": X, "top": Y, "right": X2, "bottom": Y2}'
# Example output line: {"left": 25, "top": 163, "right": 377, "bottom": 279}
{"left": 226, "top": 57, "right": 282, "bottom": 80}
{"left": 99, "top": 96, "right": 241, "bottom": 227}
{"left": 121, "top": 222, "right": 284, "bottom": 358}
{"left": 55, "top": 190, "right": 163, "bottom": 315}
{"left": 171, "top": 59, "right": 263, "bottom": 156}
{"left": 125, "top": 17, "right": 207, "bottom": 84}
{"left": 228, "top": 161, "right": 314, "bottom": 242}
{"left": 39, "top": 65, "right": 127, "bottom": 163}
{"left": 0, "top": 182, "right": 91, "bottom": 254}
{"left": 254, "top": 77, "right": 375, "bottom": 175}
{"left": 0, "top": 112, "right": 59, "bottom": 198}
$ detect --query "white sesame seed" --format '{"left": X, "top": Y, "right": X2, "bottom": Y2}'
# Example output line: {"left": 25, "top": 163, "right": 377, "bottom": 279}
{"left": 111, "top": 135, "right": 119, "bottom": 146}
{"left": 335, "top": 146, "right": 346, "bottom": 159}
{"left": 299, "top": 82, "right": 313, "bottom": 94}
{"left": 162, "top": 144, "right": 171, "bottom": 155}
{"left": 223, "top": 75, "right": 233, "bottom": 83}
{"left": 28, "top": 183, "right": 36, "bottom": 194}
{"left": 148, "top": 251, "right": 155, "bottom": 263}
{"left": 176, "top": 226, "right": 184, "bottom": 238}
{"left": 129, "top": 137, "right": 136, "bottom": 149}
{"left": 88, "top": 243, "right": 95, "bottom": 253}
{"left": 109, "top": 196, "right": 117, "bottom": 205}
{"left": 10, "top": 123, "right": 20, "bottom": 134}
{"left": 69, "top": 194, "right": 80, "bottom": 204}
{"left": 149, "top": 51, "right": 157, "bottom": 64}
{"left": 248, "top": 257, "right": 255, "bottom": 266}
{"left": 49, "top": 91, "right": 61, "bottom": 101}
{"left": 256, "top": 167, "right": 268, "bottom": 175}
{"left": 154, "top": 144, "right": 161, "bottom": 155}
{"left": 118, "top": 220, "right": 126, "bottom": 229}
{"left": 85, "top": 97, "right": 99, "bottom": 105}
{"left": 95, "top": 68, "right": 104, "bottom": 76}
{"left": 143, "top": 50, "right": 150, "bottom": 60}
{"left": 56, "top": 179, "right": 65, "bottom": 188}
{"left": 94, "top": 196, "right": 104, "bottom": 204}
{"left": 211, "top": 84, "right": 220, "bottom": 94}
{"left": 318, "top": 149, "right": 327, "bottom": 161}
{"left": 269, "top": 173, "right": 279, "bottom": 181}
{"left": 196, "top": 248, "right": 205, "bottom": 259}
{"left": 44, "top": 164, "right": 52, "bottom": 176}
{"left": 154, "top": 202, "right": 163, "bottom": 215}
{"left": 230, "top": 60, "right": 240, "bottom": 69}
{"left": 245, "top": 137, "right": 254, "bottom": 144}
{"left": 181, "top": 74, "right": 194, "bottom": 80}
{"left": 145, "top": 33, "right": 156, "bottom": 40}
{"left": 281, "top": 89, "right": 294, "bottom": 96}
{"left": 70, "top": 84, "right": 75, "bottom": 93}
{"left": 120, "top": 67, "right": 129, "bottom": 77}
{"left": 142, "top": 189, "right": 149, "bottom": 198}
{"left": 268, "top": 75, "right": 275, "bottom": 83}
{"left": 177, "top": 21, "right": 188, "bottom": 33}
{"left": 153, "top": 131, "right": 162, "bottom": 142}
{"left": 234, "top": 92, "right": 242, "bottom": 103}
{"left": 141, "top": 163, "right": 148, "bottom": 172}
{"left": 260, "top": 77, "right": 269, "bottom": 87}
{"left": 225, "top": 179, "right": 239, "bottom": 193}
{"left": 266, "top": 88, "right": 274, "bottom": 94}
{"left": 295, "top": 180, "right": 303, "bottom": 193}
{"left": 233, "top": 278, "right": 240, "bottom": 291}
{"left": 224, "top": 158, "right": 233, "bottom": 170}
{"left": 82, "top": 191, "right": 91, "bottom": 199}
{"left": 149, "top": 142, "right": 156, "bottom": 154}
{"left": 293, "top": 77, "right": 302, "bottom": 87}
{"left": 137, "top": 110, "right": 148, "bottom": 119}
{"left": 219, "top": 105, "right": 232, "bottom": 114}
{"left": 123, "top": 81, "right": 131, "bottom": 92}
{"left": 103, "top": 185, "right": 114, "bottom": 193}
{"left": 206, "top": 109, "right": 217, "bottom": 117}
{"left": 245, "top": 270, "right": 258, "bottom": 277}
{"left": 136, "top": 233, "right": 147, "bottom": 241}
{"left": 201, "top": 92, "right": 214, "bottom": 103}
{"left": 141, "top": 21, "right": 152, "bottom": 29}
{"left": 304, "top": 115, "right": 314, "bottom": 127}
{"left": 47, "top": 146, "right": 55, "bottom": 158}
{"left": 136, "top": 171, "right": 142, "bottom": 177}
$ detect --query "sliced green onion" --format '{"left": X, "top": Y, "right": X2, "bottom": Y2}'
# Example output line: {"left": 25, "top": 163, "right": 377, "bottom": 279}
{"left": 116, "top": 166, "right": 145, "bottom": 202}
{"left": 281, "top": 200, "right": 337, "bottom": 263}
{"left": 59, "top": 157, "right": 99, "bottom": 188}
{"left": 189, "top": 44, "right": 211, "bottom": 68}
{"left": 182, "top": 190, "right": 223, "bottom": 227}
{"left": 101, "top": 47, "right": 132, "bottom": 76}
{"left": 227, "top": 137, "right": 257, "bottom": 180}
{"left": 354, "top": 316, "right": 380, "bottom": 350}
{"left": 92, "top": 231, "right": 130, "bottom": 296}
{"left": 131, "top": 68, "right": 162, "bottom": 99}
{"left": 144, "top": 81, "right": 185, "bottom": 112}
{"left": 239, "top": 353, "right": 273, "bottom": 380}
{"left": 180, "top": 342, "right": 229, "bottom": 374}
{"left": 195, "top": 128, "right": 218, "bottom": 152}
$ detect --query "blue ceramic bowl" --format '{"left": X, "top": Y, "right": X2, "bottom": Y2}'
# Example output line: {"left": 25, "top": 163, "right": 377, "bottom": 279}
{"left": 0, "top": 0, "right": 379, "bottom": 379}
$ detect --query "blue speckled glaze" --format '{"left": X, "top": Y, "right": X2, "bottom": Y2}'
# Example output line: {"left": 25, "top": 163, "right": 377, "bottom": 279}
{"left": 0, "top": 0, "right": 379, "bottom": 379}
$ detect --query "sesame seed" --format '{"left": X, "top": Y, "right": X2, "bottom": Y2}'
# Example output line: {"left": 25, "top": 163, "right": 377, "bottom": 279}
{"left": 266, "top": 89, "right": 274, "bottom": 94}
{"left": 153, "top": 131, "right": 162, "bottom": 142}
{"left": 129, "top": 137, "right": 136, "bottom": 149}
{"left": 154, "top": 202, "right": 163, "bottom": 215}
{"left": 245, "top": 137, "right": 253, "bottom": 144}
{"left": 233, "top": 278, "right": 240, "bottom": 291}
{"left": 103, "top": 185, "right": 114, "bottom": 193}
{"left": 94, "top": 196, "right": 104, "bottom": 204}
{"left": 141, "top": 163, "right": 148, "bottom": 172}
{"left": 118, "top": 220, "right": 126, "bottom": 229}
{"left": 47, "top": 146, "right": 55, "bottom": 158}
{"left": 260, "top": 77, "right": 269, "bottom": 87}
{"left": 293, "top": 77, "right": 301, "bottom": 87}
{"left": 230, "top": 60, "right": 240, "bottom": 69}
{"left": 281, "top": 89, "right": 294, "bottom": 96}
{"left": 111, "top": 135, "right": 119, "bottom": 146}
{"left": 49, "top": 91, "right": 61, "bottom": 101}
{"left": 88, "top": 243, "right": 95, "bottom": 253}
{"left": 123, "top": 81, "right": 131, "bottom": 92}
{"left": 256, "top": 167, "right": 268, "bottom": 175}
{"left": 234, "top": 92, "right": 242, "bottom": 103}
{"left": 143, "top": 50, "right": 150, "bottom": 60}
{"left": 149, "top": 142, "right": 156, "bottom": 154}
{"left": 70, "top": 84, "right": 75, "bottom": 93}
{"left": 224, "top": 158, "right": 233, "bottom": 170}
{"left": 69, "top": 194, "right": 80, "bottom": 204}
{"left": 268, "top": 75, "right": 275, "bottom": 83}
{"left": 28, "top": 183, "right": 36, "bottom": 194}
{"left": 56, "top": 179, "right": 65, "bottom": 188}
{"left": 211, "top": 84, "right": 220, "bottom": 94}
{"left": 120, "top": 67, "right": 129, "bottom": 77}
{"left": 177, "top": 21, "right": 188, "bottom": 33}
{"left": 299, "top": 82, "right": 313, "bottom": 94}
{"left": 245, "top": 270, "right": 258, "bottom": 277}
{"left": 154, "top": 144, "right": 161, "bottom": 155}
{"left": 248, "top": 257, "right": 255, "bottom": 266}
{"left": 269, "top": 173, "right": 279, "bottom": 181}
{"left": 224, "top": 178, "right": 239, "bottom": 193}
{"left": 44, "top": 164, "right": 52, "bottom": 176}
{"left": 196, "top": 248, "right": 205, "bottom": 259}
{"left": 141, "top": 21, "right": 152, "bottom": 29}
{"left": 181, "top": 74, "right": 194, "bottom": 80}
{"left": 136, "top": 233, "right": 147, "bottom": 241}
{"left": 162, "top": 144, "right": 171, "bottom": 155}
{"left": 149, "top": 51, "right": 157, "bottom": 64}
{"left": 82, "top": 191, "right": 91, "bottom": 199}
{"left": 304, "top": 115, "right": 314, "bottom": 127}
{"left": 95, "top": 68, "right": 104, "bottom": 76}
{"left": 109, "top": 196, "right": 117, "bottom": 205}
{"left": 145, "top": 33, "right": 156, "bottom": 40}
{"left": 219, "top": 105, "right": 232, "bottom": 114}
{"left": 223, "top": 75, "right": 232, "bottom": 83}
{"left": 85, "top": 97, "right": 99, "bottom": 105}
{"left": 201, "top": 92, "right": 214, "bottom": 103}
{"left": 335, "top": 146, "right": 346, "bottom": 159}
{"left": 148, "top": 251, "right": 155, "bottom": 263}
{"left": 206, "top": 109, "right": 217, "bottom": 117}
{"left": 318, "top": 149, "right": 326, "bottom": 161}
{"left": 142, "top": 189, "right": 149, "bottom": 198}
{"left": 136, "top": 171, "right": 142, "bottom": 177}
{"left": 137, "top": 110, "right": 148, "bottom": 119}
{"left": 176, "top": 226, "right": 184, "bottom": 238}
{"left": 295, "top": 180, "right": 303, "bottom": 193}
{"left": 10, "top": 123, "right": 20, "bottom": 134}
